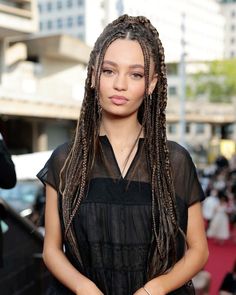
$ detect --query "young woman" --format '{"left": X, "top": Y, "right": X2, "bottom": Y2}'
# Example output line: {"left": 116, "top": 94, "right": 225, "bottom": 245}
{"left": 37, "top": 14, "right": 208, "bottom": 295}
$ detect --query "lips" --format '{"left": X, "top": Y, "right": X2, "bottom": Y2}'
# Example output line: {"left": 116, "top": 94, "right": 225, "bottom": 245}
{"left": 109, "top": 95, "right": 128, "bottom": 105}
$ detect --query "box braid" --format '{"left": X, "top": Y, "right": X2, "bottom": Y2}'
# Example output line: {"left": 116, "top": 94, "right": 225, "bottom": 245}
{"left": 59, "top": 14, "right": 179, "bottom": 277}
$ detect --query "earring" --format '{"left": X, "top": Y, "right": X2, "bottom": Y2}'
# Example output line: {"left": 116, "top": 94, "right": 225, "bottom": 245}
{"left": 149, "top": 93, "right": 152, "bottom": 100}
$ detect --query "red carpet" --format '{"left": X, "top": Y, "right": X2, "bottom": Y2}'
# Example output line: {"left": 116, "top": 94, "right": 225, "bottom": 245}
{"left": 204, "top": 238, "right": 236, "bottom": 295}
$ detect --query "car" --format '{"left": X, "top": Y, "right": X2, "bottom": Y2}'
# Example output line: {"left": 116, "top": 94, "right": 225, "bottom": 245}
{"left": 0, "top": 179, "right": 44, "bottom": 217}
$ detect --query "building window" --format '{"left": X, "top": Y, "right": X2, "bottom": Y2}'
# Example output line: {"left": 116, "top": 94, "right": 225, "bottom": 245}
{"left": 57, "top": 1, "right": 62, "bottom": 9}
{"left": 168, "top": 123, "right": 177, "bottom": 134}
{"left": 57, "top": 18, "right": 63, "bottom": 29}
{"left": 38, "top": 4, "right": 42, "bottom": 13}
{"left": 67, "top": 17, "right": 73, "bottom": 27}
{"left": 196, "top": 123, "right": 205, "bottom": 134}
{"left": 169, "top": 86, "right": 177, "bottom": 96}
{"left": 231, "top": 51, "right": 235, "bottom": 57}
{"left": 47, "top": 2, "right": 52, "bottom": 12}
{"left": 231, "top": 10, "right": 235, "bottom": 18}
{"left": 185, "top": 123, "right": 191, "bottom": 134}
{"left": 67, "top": 0, "right": 73, "bottom": 8}
{"left": 47, "top": 20, "right": 53, "bottom": 30}
{"left": 231, "top": 37, "right": 235, "bottom": 44}
{"left": 77, "top": 15, "right": 84, "bottom": 26}
{"left": 39, "top": 21, "right": 43, "bottom": 31}
{"left": 78, "top": 0, "right": 84, "bottom": 6}
{"left": 231, "top": 24, "right": 235, "bottom": 31}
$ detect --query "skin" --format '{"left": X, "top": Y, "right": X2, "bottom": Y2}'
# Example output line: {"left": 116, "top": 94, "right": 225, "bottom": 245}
{"left": 43, "top": 39, "right": 208, "bottom": 295}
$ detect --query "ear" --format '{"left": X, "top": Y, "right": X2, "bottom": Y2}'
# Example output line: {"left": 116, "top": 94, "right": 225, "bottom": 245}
{"left": 148, "top": 73, "right": 158, "bottom": 95}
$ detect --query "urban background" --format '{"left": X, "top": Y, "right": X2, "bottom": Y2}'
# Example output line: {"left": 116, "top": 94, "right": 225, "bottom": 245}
{"left": 0, "top": 0, "right": 235, "bottom": 294}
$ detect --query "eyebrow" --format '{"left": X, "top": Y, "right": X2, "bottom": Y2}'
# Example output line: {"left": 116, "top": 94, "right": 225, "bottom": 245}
{"left": 102, "top": 60, "right": 144, "bottom": 70}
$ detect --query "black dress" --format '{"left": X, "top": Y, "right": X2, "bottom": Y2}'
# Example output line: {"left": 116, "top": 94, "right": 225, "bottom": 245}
{"left": 37, "top": 136, "right": 205, "bottom": 295}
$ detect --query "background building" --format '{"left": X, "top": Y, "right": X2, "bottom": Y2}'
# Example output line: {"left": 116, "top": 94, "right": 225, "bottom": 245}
{"left": 217, "top": 0, "right": 236, "bottom": 58}
{"left": 37, "top": 0, "right": 107, "bottom": 46}
{"left": 37, "top": 0, "right": 225, "bottom": 62}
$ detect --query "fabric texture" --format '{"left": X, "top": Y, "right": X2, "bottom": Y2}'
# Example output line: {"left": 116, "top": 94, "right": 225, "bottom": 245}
{"left": 37, "top": 136, "right": 205, "bottom": 295}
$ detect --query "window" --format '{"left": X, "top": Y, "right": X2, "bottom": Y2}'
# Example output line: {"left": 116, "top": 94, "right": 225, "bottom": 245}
{"left": 77, "top": 15, "right": 84, "bottom": 26}
{"left": 47, "top": 2, "right": 52, "bottom": 12}
{"left": 67, "top": 17, "right": 73, "bottom": 27}
{"left": 38, "top": 4, "right": 42, "bottom": 13}
{"left": 47, "top": 20, "right": 53, "bottom": 30}
{"left": 231, "top": 37, "right": 235, "bottom": 44}
{"left": 57, "top": 18, "right": 63, "bottom": 29}
{"left": 168, "top": 123, "right": 177, "bottom": 134}
{"left": 67, "top": 0, "right": 73, "bottom": 8}
{"left": 39, "top": 21, "right": 43, "bottom": 31}
{"left": 185, "top": 123, "right": 191, "bottom": 134}
{"left": 169, "top": 86, "right": 177, "bottom": 96}
{"left": 230, "top": 51, "right": 235, "bottom": 57}
{"left": 57, "top": 1, "right": 62, "bottom": 9}
{"left": 231, "top": 10, "right": 235, "bottom": 18}
{"left": 196, "top": 123, "right": 205, "bottom": 134}
{"left": 78, "top": 0, "right": 84, "bottom": 6}
{"left": 231, "top": 24, "right": 235, "bottom": 31}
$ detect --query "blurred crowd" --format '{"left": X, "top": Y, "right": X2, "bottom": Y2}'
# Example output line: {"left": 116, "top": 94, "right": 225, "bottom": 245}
{"left": 193, "top": 153, "right": 236, "bottom": 295}
{"left": 201, "top": 154, "right": 236, "bottom": 245}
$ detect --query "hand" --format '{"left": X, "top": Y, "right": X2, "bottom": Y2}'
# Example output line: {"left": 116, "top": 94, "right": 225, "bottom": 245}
{"left": 76, "top": 280, "right": 104, "bottom": 295}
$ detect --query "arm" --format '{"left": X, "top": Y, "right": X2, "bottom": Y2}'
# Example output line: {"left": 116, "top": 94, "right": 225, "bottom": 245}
{"left": 134, "top": 202, "right": 209, "bottom": 295}
{"left": 43, "top": 184, "right": 104, "bottom": 295}
{"left": 0, "top": 136, "right": 16, "bottom": 189}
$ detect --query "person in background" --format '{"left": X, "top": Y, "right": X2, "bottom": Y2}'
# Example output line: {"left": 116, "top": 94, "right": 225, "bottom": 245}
{"left": 0, "top": 132, "right": 16, "bottom": 189}
{"left": 38, "top": 15, "right": 208, "bottom": 295}
{"left": 202, "top": 188, "right": 219, "bottom": 230}
{"left": 0, "top": 131, "right": 17, "bottom": 267}
{"left": 219, "top": 260, "right": 236, "bottom": 295}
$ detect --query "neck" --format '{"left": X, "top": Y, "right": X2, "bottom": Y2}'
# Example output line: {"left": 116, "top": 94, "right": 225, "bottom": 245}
{"left": 100, "top": 114, "right": 143, "bottom": 144}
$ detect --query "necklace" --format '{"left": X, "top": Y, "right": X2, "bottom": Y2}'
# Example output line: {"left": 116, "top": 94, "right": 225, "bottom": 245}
{"left": 102, "top": 127, "right": 143, "bottom": 178}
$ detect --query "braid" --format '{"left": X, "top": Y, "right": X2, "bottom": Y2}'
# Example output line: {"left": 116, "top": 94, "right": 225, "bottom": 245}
{"left": 59, "top": 14, "right": 179, "bottom": 275}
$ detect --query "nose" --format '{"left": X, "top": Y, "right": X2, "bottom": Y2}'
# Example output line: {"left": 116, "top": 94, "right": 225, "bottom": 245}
{"left": 113, "top": 73, "right": 127, "bottom": 91}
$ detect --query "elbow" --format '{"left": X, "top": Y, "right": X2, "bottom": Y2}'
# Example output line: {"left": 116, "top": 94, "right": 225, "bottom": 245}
{"left": 203, "top": 246, "right": 209, "bottom": 266}
{"left": 199, "top": 244, "right": 209, "bottom": 269}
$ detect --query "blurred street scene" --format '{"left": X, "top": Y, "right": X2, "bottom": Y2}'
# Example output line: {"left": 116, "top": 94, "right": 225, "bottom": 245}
{"left": 0, "top": 0, "right": 236, "bottom": 294}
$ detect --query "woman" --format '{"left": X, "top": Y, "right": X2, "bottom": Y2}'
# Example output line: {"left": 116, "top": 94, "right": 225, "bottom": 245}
{"left": 37, "top": 15, "right": 208, "bottom": 295}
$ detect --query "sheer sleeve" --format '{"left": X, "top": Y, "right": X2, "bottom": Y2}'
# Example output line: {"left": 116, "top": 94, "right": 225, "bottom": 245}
{"left": 36, "top": 142, "right": 70, "bottom": 192}
{"left": 168, "top": 141, "right": 205, "bottom": 207}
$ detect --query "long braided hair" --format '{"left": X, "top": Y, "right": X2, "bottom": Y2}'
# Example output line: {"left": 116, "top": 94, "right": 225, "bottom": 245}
{"left": 59, "top": 14, "right": 179, "bottom": 278}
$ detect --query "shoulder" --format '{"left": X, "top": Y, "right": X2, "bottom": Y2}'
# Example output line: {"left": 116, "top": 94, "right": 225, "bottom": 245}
{"left": 167, "top": 140, "right": 192, "bottom": 164}
{"left": 50, "top": 141, "right": 71, "bottom": 165}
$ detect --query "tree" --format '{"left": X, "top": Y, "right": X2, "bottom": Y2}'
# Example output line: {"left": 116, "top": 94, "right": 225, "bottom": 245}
{"left": 187, "top": 58, "right": 236, "bottom": 103}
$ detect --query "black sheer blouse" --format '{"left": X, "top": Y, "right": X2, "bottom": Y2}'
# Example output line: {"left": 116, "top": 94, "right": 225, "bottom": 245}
{"left": 37, "top": 136, "right": 205, "bottom": 295}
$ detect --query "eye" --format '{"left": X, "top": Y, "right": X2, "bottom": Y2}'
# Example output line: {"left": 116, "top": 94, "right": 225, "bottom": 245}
{"left": 131, "top": 72, "right": 144, "bottom": 80}
{"left": 102, "top": 68, "right": 114, "bottom": 76}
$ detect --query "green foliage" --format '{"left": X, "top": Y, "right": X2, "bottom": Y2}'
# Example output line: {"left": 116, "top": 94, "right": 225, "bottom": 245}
{"left": 187, "top": 58, "right": 236, "bottom": 103}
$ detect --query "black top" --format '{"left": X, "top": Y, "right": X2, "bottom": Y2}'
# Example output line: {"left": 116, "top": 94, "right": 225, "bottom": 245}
{"left": 37, "top": 136, "right": 205, "bottom": 295}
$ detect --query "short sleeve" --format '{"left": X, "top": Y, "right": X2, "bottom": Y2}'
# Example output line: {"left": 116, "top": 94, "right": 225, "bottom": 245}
{"left": 36, "top": 142, "right": 70, "bottom": 192}
{"left": 168, "top": 141, "right": 205, "bottom": 207}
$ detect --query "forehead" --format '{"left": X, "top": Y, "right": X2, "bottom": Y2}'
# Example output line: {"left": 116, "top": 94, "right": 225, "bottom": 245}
{"left": 103, "top": 39, "right": 144, "bottom": 65}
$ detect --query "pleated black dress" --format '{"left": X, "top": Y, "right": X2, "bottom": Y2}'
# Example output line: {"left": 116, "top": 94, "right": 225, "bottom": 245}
{"left": 37, "top": 136, "right": 205, "bottom": 295}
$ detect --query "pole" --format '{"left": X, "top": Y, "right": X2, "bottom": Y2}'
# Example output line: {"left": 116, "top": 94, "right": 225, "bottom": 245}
{"left": 179, "top": 12, "right": 186, "bottom": 148}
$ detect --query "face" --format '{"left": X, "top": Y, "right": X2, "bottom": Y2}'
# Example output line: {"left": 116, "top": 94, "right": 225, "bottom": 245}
{"left": 96, "top": 38, "right": 157, "bottom": 119}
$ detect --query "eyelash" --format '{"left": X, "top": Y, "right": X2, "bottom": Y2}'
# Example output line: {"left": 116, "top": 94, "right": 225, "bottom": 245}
{"left": 102, "top": 68, "right": 144, "bottom": 79}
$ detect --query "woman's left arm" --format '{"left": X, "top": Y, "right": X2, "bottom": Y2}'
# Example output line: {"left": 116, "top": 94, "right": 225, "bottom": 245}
{"left": 134, "top": 202, "right": 209, "bottom": 295}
